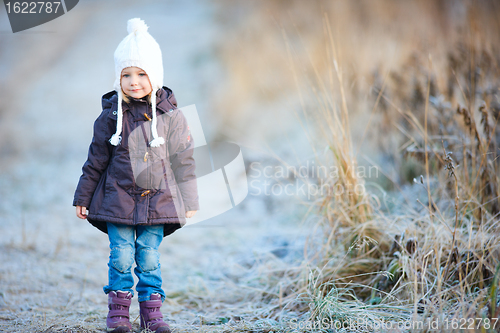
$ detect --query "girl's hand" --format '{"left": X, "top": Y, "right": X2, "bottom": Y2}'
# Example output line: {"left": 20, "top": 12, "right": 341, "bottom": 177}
{"left": 185, "top": 210, "right": 197, "bottom": 218}
{"left": 76, "top": 206, "right": 88, "bottom": 219}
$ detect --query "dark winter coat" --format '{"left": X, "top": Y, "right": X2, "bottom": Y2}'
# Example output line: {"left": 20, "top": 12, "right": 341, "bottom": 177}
{"left": 73, "top": 87, "right": 199, "bottom": 237}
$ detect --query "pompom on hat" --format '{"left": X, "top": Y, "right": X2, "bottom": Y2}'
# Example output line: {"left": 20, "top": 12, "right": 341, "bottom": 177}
{"left": 110, "top": 18, "right": 165, "bottom": 147}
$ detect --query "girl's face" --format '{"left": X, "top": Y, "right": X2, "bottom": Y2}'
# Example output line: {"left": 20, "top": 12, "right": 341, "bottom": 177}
{"left": 120, "top": 66, "right": 152, "bottom": 99}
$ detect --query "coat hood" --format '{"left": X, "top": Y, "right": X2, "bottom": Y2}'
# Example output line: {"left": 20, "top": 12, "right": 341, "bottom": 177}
{"left": 101, "top": 86, "right": 178, "bottom": 114}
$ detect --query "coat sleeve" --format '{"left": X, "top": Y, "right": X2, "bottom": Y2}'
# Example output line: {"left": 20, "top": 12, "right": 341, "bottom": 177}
{"left": 168, "top": 111, "right": 200, "bottom": 211}
{"left": 73, "top": 111, "right": 112, "bottom": 208}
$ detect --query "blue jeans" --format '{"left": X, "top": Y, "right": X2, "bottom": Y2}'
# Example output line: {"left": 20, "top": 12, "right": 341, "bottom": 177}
{"left": 103, "top": 222, "right": 165, "bottom": 302}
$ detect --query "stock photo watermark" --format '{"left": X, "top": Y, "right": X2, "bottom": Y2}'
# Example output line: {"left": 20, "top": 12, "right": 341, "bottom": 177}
{"left": 248, "top": 161, "right": 379, "bottom": 200}
{"left": 288, "top": 317, "right": 499, "bottom": 331}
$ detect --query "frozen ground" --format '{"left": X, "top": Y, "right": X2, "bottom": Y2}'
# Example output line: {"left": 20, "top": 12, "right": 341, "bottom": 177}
{"left": 0, "top": 1, "right": 314, "bottom": 332}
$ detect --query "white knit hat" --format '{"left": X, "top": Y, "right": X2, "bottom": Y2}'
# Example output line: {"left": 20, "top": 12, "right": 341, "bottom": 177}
{"left": 110, "top": 18, "right": 165, "bottom": 147}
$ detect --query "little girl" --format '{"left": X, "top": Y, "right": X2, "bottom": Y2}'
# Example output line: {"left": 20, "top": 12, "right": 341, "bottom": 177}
{"left": 73, "top": 18, "right": 199, "bottom": 333}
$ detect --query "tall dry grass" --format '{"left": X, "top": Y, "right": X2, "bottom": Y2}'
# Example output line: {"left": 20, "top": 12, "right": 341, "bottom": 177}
{"left": 266, "top": 2, "right": 500, "bottom": 332}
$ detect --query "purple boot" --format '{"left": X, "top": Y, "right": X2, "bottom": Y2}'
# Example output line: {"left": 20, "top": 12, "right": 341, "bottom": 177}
{"left": 139, "top": 293, "right": 171, "bottom": 333}
{"left": 106, "top": 291, "right": 132, "bottom": 333}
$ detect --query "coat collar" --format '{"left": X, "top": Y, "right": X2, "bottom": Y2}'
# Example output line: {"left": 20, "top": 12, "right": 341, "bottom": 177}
{"left": 102, "top": 86, "right": 178, "bottom": 119}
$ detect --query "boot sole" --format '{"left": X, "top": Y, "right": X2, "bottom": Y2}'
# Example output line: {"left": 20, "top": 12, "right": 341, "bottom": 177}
{"left": 140, "top": 325, "right": 171, "bottom": 333}
{"left": 156, "top": 327, "right": 172, "bottom": 333}
{"left": 107, "top": 326, "right": 131, "bottom": 333}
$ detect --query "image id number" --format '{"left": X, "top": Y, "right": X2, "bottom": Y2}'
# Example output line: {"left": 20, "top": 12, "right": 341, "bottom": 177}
{"left": 444, "top": 318, "right": 498, "bottom": 330}
{"left": 6, "top": 2, "right": 61, "bottom": 14}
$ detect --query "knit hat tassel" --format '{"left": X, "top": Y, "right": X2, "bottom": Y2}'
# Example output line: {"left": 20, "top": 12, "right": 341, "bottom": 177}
{"left": 109, "top": 90, "right": 123, "bottom": 146}
{"left": 149, "top": 90, "right": 165, "bottom": 147}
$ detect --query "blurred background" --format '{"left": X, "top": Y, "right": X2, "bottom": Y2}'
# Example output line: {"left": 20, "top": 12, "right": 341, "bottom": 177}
{"left": 1, "top": 0, "right": 499, "bottom": 332}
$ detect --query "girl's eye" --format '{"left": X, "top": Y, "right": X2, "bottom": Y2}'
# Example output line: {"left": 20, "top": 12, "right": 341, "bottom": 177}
{"left": 122, "top": 74, "right": 130, "bottom": 78}
{"left": 139, "top": 73, "right": 146, "bottom": 76}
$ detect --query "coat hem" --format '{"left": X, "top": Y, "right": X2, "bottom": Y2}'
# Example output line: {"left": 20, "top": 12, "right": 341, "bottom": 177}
{"left": 87, "top": 213, "right": 185, "bottom": 224}
{"left": 87, "top": 214, "right": 185, "bottom": 237}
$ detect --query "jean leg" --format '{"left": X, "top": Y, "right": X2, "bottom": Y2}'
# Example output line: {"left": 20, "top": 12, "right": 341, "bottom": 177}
{"left": 103, "top": 222, "right": 136, "bottom": 296}
{"left": 134, "top": 225, "right": 165, "bottom": 302}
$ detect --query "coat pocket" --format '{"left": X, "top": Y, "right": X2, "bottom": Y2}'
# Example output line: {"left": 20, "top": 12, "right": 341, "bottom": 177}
{"left": 100, "top": 170, "right": 135, "bottom": 219}
{"left": 111, "top": 154, "right": 135, "bottom": 190}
